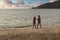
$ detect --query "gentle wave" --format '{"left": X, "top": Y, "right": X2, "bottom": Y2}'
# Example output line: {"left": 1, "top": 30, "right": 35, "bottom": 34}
{"left": 0, "top": 9, "right": 60, "bottom": 29}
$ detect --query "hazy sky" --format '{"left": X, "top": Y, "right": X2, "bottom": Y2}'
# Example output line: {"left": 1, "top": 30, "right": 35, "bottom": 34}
{"left": 0, "top": 0, "right": 57, "bottom": 9}
{"left": 0, "top": 0, "right": 50, "bottom": 5}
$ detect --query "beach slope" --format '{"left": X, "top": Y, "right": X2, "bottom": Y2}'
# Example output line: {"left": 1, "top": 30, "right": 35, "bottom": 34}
{"left": 0, "top": 26, "right": 60, "bottom": 40}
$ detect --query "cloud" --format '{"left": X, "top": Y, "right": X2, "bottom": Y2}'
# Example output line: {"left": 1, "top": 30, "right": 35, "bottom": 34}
{"left": 17, "top": 0, "right": 25, "bottom": 5}
{"left": 4, "top": 0, "right": 9, "bottom": 3}
{"left": 4, "top": 0, "right": 13, "bottom": 4}
{"left": 2, "top": 0, "right": 41, "bottom": 9}
{"left": 9, "top": 0, "right": 13, "bottom": 4}
{"left": 50, "top": 0, "right": 56, "bottom": 2}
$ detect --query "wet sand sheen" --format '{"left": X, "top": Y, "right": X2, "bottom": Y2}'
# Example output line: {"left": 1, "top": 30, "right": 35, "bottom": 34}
{"left": 0, "top": 26, "right": 60, "bottom": 40}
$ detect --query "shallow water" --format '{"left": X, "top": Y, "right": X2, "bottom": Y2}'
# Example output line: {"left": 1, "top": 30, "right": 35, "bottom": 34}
{"left": 0, "top": 9, "right": 60, "bottom": 28}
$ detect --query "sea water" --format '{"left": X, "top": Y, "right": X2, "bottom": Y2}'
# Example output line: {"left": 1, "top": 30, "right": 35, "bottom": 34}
{"left": 0, "top": 9, "right": 60, "bottom": 29}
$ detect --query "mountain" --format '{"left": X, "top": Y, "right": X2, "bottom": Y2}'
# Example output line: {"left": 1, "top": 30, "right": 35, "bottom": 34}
{"left": 32, "top": 0, "right": 60, "bottom": 9}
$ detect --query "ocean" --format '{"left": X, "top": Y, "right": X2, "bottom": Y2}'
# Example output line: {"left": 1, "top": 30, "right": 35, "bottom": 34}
{"left": 0, "top": 9, "right": 60, "bottom": 29}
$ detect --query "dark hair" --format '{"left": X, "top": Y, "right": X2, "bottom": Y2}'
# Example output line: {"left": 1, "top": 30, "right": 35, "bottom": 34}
{"left": 38, "top": 15, "right": 40, "bottom": 17}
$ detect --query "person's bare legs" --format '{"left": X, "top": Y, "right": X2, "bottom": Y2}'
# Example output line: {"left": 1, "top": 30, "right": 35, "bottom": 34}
{"left": 40, "top": 23, "right": 41, "bottom": 28}
{"left": 37, "top": 24, "right": 39, "bottom": 29}
{"left": 37, "top": 23, "right": 41, "bottom": 29}
{"left": 35, "top": 24, "right": 36, "bottom": 28}
{"left": 33, "top": 24, "right": 36, "bottom": 29}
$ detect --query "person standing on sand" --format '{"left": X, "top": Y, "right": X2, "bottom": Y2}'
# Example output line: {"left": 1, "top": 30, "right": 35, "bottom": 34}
{"left": 37, "top": 15, "right": 41, "bottom": 28}
{"left": 33, "top": 16, "right": 36, "bottom": 28}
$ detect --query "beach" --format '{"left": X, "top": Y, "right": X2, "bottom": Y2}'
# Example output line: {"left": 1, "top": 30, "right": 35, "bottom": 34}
{"left": 0, "top": 9, "right": 60, "bottom": 40}
{"left": 0, "top": 26, "right": 60, "bottom": 40}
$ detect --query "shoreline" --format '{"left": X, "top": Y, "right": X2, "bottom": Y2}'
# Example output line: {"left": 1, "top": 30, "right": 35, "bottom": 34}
{"left": 0, "top": 25, "right": 60, "bottom": 40}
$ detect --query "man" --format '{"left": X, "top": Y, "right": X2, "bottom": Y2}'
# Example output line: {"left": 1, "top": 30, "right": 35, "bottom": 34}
{"left": 37, "top": 15, "right": 41, "bottom": 28}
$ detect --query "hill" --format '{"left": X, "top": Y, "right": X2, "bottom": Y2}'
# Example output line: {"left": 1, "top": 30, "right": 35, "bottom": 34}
{"left": 32, "top": 0, "right": 60, "bottom": 9}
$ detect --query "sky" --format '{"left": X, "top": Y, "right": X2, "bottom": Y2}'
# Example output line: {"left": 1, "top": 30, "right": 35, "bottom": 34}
{"left": 0, "top": 0, "right": 57, "bottom": 9}
{"left": 0, "top": 0, "right": 50, "bottom": 5}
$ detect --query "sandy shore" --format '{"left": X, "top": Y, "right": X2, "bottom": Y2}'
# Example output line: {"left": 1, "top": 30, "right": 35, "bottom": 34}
{"left": 0, "top": 26, "right": 60, "bottom": 40}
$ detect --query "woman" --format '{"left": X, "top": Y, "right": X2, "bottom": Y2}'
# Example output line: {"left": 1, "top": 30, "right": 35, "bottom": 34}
{"left": 33, "top": 16, "right": 36, "bottom": 28}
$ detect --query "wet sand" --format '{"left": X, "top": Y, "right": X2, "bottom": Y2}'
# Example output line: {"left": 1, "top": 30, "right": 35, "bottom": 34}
{"left": 0, "top": 26, "right": 60, "bottom": 40}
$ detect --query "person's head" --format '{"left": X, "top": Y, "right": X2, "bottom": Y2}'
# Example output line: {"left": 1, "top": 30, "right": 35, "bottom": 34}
{"left": 38, "top": 15, "right": 40, "bottom": 17}
{"left": 34, "top": 16, "right": 36, "bottom": 18}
